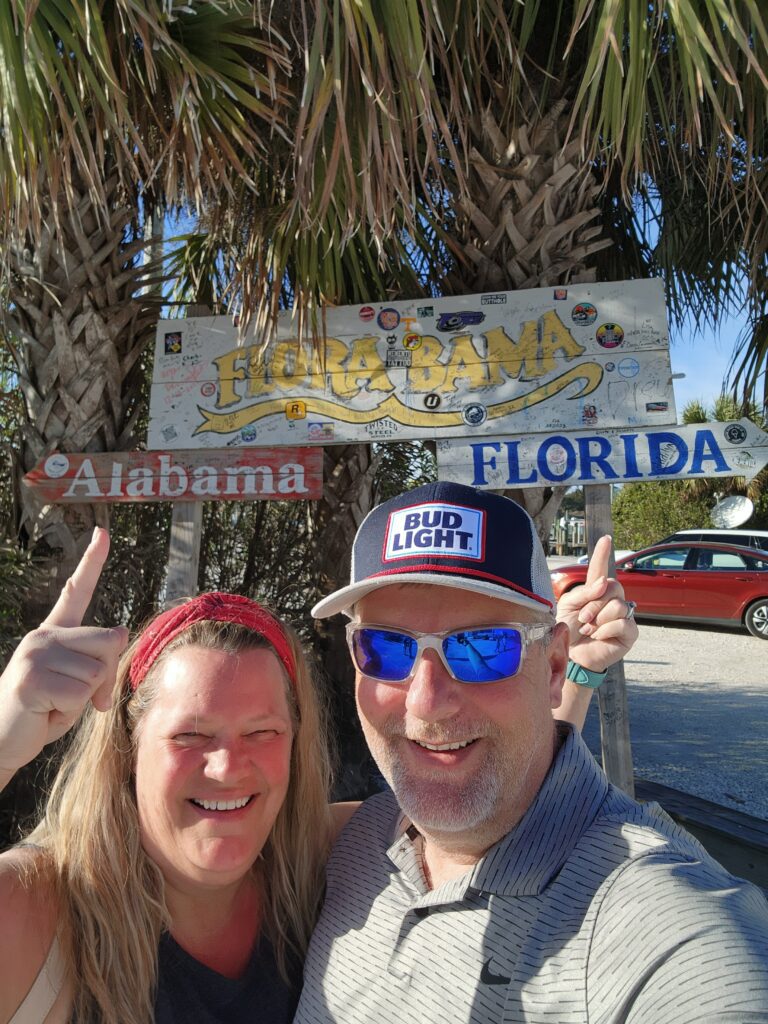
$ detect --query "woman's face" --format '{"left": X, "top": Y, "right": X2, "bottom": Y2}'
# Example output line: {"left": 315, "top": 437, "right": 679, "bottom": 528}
{"left": 134, "top": 644, "right": 294, "bottom": 893}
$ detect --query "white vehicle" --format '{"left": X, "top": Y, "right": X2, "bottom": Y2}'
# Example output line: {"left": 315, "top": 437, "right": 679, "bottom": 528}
{"left": 576, "top": 549, "right": 633, "bottom": 565}
{"left": 657, "top": 529, "right": 768, "bottom": 554}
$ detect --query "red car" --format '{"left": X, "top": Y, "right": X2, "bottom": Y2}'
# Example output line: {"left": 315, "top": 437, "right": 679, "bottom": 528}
{"left": 550, "top": 541, "right": 768, "bottom": 639}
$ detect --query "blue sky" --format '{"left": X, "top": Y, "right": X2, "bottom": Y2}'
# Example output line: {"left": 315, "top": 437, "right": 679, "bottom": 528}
{"left": 668, "top": 306, "right": 748, "bottom": 419}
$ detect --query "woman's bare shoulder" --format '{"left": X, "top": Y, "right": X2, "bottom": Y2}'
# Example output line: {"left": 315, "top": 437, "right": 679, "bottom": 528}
{"left": 0, "top": 848, "right": 59, "bottom": 1021}
{"left": 329, "top": 801, "right": 362, "bottom": 843}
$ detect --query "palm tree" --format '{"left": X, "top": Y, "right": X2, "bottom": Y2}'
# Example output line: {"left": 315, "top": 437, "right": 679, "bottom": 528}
{"left": 0, "top": 1, "right": 290, "bottom": 621}
{"left": 197, "top": 2, "right": 768, "bottom": 543}
{"left": 6, "top": 2, "right": 766, "bottom": 613}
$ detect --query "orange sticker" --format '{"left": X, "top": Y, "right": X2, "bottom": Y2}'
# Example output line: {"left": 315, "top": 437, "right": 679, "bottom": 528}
{"left": 286, "top": 401, "right": 307, "bottom": 420}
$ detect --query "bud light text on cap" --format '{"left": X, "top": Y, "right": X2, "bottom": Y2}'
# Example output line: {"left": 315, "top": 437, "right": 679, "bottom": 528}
{"left": 384, "top": 503, "right": 484, "bottom": 561}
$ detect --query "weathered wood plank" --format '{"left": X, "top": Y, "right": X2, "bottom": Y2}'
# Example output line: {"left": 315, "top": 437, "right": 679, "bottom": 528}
{"left": 585, "top": 483, "right": 635, "bottom": 796}
{"left": 23, "top": 447, "right": 323, "bottom": 502}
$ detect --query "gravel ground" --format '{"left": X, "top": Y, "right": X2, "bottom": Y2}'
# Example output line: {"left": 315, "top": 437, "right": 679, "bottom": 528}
{"left": 581, "top": 620, "right": 768, "bottom": 821}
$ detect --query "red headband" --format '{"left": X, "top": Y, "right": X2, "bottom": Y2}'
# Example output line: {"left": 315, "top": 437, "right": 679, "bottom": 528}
{"left": 128, "top": 592, "right": 296, "bottom": 690}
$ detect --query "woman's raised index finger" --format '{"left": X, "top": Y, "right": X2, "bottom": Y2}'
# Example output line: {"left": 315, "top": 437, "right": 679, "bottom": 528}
{"left": 43, "top": 527, "right": 110, "bottom": 628}
{"left": 585, "top": 535, "right": 613, "bottom": 586}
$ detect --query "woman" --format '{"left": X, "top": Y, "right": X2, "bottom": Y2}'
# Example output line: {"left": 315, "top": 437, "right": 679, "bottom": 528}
{"left": 0, "top": 528, "right": 332, "bottom": 1024}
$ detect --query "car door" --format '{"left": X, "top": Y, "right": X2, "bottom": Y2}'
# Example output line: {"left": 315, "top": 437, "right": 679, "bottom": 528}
{"left": 617, "top": 547, "right": 691, "bottom": 615}
{"left": 684, "top": 546, "right": 760, "bottom": 622}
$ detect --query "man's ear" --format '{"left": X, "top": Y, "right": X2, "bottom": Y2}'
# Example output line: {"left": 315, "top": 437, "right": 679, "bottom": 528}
{"left": 547, "top": 621, "right": 570, "bottom": 709}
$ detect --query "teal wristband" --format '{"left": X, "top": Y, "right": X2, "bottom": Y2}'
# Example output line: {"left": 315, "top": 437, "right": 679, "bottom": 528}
{"left": 566, "top": 659, "right": 607, "bottom": 689}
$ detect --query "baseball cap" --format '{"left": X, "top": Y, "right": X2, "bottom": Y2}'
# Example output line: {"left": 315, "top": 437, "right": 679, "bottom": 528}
{"left": 311, "top": 481, "right": 555, "bottom": 619}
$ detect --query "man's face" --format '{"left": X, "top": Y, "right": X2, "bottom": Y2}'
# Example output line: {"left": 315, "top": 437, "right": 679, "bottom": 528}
{"left": 353, "top": 585, "right": 567, "bottom": 847}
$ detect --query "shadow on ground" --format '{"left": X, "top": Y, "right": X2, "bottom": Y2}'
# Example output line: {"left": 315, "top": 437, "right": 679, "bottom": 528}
{"left": 583, "top": 680, "right": 768, "bottom": 820}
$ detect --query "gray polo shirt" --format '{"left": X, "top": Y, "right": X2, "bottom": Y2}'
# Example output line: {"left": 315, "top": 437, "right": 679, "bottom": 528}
{"left": 295, "top": 726, "right": 768, "bottom": 1023}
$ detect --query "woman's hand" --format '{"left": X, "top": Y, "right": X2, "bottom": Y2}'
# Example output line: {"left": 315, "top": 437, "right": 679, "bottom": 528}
{"left": 0, "top": 528, "right": 128, "bottom": 783}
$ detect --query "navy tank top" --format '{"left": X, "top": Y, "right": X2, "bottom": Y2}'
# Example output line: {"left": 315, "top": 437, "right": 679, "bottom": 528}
{"left": 153, "top": 931, "right": 301, "bottom": 1024}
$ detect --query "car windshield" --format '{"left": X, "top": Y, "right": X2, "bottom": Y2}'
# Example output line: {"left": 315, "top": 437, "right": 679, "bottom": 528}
{"left": 632, "top": 548, "right": 689, "bottom": 569}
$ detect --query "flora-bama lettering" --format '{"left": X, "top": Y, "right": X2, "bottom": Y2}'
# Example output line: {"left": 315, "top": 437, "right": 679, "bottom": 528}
{"left": 212, "top": 314, "right": 587, "bottom": 406}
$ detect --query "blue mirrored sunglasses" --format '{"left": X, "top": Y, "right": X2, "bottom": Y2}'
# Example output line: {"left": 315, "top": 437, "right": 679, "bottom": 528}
{"left": 346, "top": 622, "right": 553, "bottom": 684}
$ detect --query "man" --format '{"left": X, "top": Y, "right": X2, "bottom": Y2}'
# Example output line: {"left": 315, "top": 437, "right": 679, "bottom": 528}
{"left": 296, "top": 481, "right": 768, "bottom": 1024}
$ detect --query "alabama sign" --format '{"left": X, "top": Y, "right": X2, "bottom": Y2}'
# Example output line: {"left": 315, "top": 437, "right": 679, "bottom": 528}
{"left": 147, "top": 279, "right": 676, "bottom": 450}
{"left": 23, "top": 448, "right": 323, "bottom": 503}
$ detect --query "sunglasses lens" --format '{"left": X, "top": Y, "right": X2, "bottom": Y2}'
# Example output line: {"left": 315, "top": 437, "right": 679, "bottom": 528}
{"left": 443, "top": 628, "right": 523, "bottom": 682}
{"left": 352, "top": 628, "right": 417, "bottom": 681}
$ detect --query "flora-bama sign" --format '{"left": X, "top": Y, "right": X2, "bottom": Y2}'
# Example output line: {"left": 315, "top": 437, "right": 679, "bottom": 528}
{"left": 147, "top": 279, "right": 676, "bottom": 450}
{"left": 436, "top": 419, "right": 768, "bottom": 488}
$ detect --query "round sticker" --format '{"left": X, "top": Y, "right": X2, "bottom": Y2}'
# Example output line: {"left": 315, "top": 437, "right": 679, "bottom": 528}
{"left": 548, "top": 445, "right": 568, "bottom": 471}
{"left": 571, "top": 302, "right": 597, "bottom": 326}
{"left": 240, "top": 426, "right": 257, "bottom": 442}
{"left": 200, "top": 381, "right": 216, "bottom": 397}
{"left": 724, "top": 423, "right": 748, "bottom": 444}
{"left": 359, "top": 305, "right": 375, "bottom": 322}
{"left": 44, "top": 453, "right": 70, "bottom": 478}
{"left": 618, "top": 357, "right": 640, "bottom": 378}
{"left": 605, "top": 361, "right": 615, "bottom": 372}
{"left": 377, "top": 307, "right": 400, "bottom": 331}
{"left": 596, "top": 323, "right": 625, "bottom": 348}
{"left": 462, "top": 403, "right": 487, "bottom": 426}
{"left": 403, "top": 333, "right": 422, "bottom": 350}
{"left": 424, "top": 393, "right": 441, "bottom": 410}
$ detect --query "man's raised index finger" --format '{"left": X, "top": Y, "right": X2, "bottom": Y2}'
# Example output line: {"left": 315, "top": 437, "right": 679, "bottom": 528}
{"left": 585, "top": 534, "right": 613, "bottom": 586}
{"left": 43, "top": 527, "right": 110, "bottom": 628}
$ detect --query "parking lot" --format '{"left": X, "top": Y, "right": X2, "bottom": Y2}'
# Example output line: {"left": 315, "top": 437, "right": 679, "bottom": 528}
{"left": 581, "top": 619, "right": 768, "bottom": 820}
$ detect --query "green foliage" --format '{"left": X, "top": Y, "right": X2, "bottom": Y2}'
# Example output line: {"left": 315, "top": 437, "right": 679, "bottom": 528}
{"left": 0, "top": 342, "right": 37, "bottom": 662}
{"left": 611, "top": 481, "right": 713, "bottom": 550}
{"left": 0, "top": 544, "right": 43, "bottom": 663}
{"left": 561, "top": 488, "right": 585, "bottom": 514}
{"left": 374, "top": 442, "right": 436, "bottom": 503}
{"left": 197, "top": 500, "right": 316, "bottom": 623}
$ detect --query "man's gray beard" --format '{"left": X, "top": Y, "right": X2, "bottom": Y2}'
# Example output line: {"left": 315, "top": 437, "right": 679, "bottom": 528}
{"left": 364, "top": 721, "right": 530, "bottom": 835}
{"left": 384, "top": 753, "right": 504, "bottom": 833}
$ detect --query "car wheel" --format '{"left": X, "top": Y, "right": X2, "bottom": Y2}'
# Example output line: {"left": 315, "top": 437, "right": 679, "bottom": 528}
{"left": 744, "top": 598, "right": 768, "bottom": 639}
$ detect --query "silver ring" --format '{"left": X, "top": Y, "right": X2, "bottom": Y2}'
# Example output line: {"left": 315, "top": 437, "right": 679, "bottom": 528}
{"left": 625, "top": 600, "right": 637, "bottom": 620}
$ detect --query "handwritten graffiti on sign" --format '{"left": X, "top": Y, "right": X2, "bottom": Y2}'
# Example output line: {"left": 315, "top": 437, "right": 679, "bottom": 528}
{"left": 23, "top": 449, "right": 323, "bottom": 502}
{"left": 436, "top": 419, "right": 768, "bottom": 488}
{"left": 147, "top": 279, "right": 675, "bottom": 449}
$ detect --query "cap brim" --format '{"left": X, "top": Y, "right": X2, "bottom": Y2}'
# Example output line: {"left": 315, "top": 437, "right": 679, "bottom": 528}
{"left": 311, "top": 573, "right": 554, "bottom": 619}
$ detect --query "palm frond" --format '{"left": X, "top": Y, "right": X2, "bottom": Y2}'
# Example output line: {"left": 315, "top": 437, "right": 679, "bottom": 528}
{"left": 0, "top": 1, "right": 290, "bottom": 241}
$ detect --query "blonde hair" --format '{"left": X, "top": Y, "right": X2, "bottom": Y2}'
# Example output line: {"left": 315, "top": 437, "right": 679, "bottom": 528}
{"left": 24, "top": 611, "right": 332, "bottom": 1024}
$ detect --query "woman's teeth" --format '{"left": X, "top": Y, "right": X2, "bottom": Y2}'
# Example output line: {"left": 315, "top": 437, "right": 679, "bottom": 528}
{"left": 191, "top": 796, "right": 252, "bottom": 811}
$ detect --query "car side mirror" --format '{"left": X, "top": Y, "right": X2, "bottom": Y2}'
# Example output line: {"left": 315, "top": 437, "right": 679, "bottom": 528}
{"left": 622, "top": 560, "right": 635, "bottom": 570}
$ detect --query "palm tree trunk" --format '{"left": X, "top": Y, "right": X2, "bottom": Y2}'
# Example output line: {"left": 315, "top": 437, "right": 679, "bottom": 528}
{"left": 2, "top": 171, "right": 158, "bottom": 628}
{"left": 444, "top": 101, "right": 613, "bottom": 532}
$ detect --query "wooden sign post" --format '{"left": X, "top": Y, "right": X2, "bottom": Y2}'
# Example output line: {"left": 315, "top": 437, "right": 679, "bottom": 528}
{"left": 584, "top": 484, "right": 634, "bottom": 795}
{"left": 165, "top": 503, "right": 203, "bottom": 606}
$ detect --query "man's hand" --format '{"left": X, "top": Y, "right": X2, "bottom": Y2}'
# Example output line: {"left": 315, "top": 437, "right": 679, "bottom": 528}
{"left": 0, "top": 528, "right": 129, "bottom": 778}
{"left": 556, "top": 535, "right": 638, "bottom": 673}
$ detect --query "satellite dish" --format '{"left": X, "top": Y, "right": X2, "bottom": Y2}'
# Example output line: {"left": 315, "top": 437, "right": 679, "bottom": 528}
{"left": 711, "top": 495, "right": 754, "bottom": 528}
